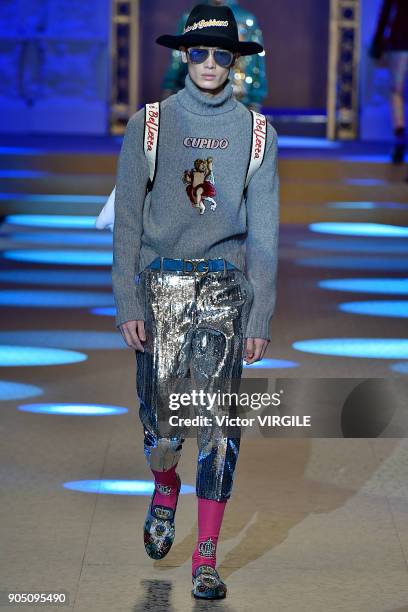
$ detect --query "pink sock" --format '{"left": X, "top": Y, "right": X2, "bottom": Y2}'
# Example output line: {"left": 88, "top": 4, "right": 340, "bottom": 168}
{"left": 192, "top": 497, "right": 227, "bottom": 574}
{"left": 151, "top": 465, "right": 179, "bottom": 511}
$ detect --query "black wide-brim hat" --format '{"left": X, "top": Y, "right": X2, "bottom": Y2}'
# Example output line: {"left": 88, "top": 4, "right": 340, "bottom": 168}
{"left": 156, "top": 3, "right": 263, "bottom": 56}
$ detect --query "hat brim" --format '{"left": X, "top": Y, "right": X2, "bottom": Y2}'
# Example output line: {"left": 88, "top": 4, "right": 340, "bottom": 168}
{"left": 156, "top": 33, "right": 263, "bottom": 56}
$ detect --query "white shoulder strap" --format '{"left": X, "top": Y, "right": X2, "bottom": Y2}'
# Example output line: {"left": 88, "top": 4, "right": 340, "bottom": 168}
{"left": 144, "top": 102, "right": 160, "bottom": 184}
{"left": 245, "top": 110, "right": 267, "bottom": 189}
{"left": 95, "top": 102, "right": 161, "bottom": 231}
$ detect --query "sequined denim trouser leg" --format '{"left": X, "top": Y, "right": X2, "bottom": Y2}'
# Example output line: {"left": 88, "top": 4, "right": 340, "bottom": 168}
{"left": 135, "top": 265, "right": 253, "bottom": 502}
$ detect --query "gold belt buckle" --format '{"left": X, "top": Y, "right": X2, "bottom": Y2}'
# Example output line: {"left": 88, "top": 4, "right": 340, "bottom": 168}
{"left": 182, "top": 258, "right": 209, "bottom": 276}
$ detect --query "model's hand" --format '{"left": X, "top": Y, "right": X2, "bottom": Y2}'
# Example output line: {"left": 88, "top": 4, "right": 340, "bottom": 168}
{"left": 244, "top": 338, "right": 269, "bottom": 364}
{"left": 119, "top": 320, "right": 146, "bottom": 351}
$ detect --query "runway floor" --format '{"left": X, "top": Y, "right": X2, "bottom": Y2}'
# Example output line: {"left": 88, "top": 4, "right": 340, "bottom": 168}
{"left": 0, "top": 136, "right": 408, "bottom": 611}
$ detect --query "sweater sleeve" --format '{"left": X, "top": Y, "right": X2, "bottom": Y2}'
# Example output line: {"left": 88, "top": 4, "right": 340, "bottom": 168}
{"left": 244, "top": 120, "right": 280, "bottom": 341}
{"left": 111, "top": 109, "right": 150, "bottom": 328}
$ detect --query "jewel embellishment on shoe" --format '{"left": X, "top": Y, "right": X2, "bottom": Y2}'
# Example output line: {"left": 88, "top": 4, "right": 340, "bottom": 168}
{"left": 198, "top": 536, "right": 216, "bottom": 558}
{"left": 150, "top": 518, "right": 172, "bottom": 539}
{"left": 153, "top": 506, "right": 172, "bottom": 520}
{"left": 191, "top": 565, "right": 227, "bottom": 600}
{"left": 156, "top": 483, "right": 173, "bottom": 495}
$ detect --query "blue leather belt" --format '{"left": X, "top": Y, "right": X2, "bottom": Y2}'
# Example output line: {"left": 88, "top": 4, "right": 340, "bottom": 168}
{"left": 148, "top": 257, "right": 236, "bottom": 276}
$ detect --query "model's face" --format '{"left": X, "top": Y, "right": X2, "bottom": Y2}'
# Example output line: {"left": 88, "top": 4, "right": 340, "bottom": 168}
{"left": 180, "top": 46, "right": 238, "bottom": 93}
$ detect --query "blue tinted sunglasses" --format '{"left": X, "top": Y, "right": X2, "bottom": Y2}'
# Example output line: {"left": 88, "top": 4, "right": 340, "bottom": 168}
{"left": 186, "top": 47, "right": 235, "bottom": 68}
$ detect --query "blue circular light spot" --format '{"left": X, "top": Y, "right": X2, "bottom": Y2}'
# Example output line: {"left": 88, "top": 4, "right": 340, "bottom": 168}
{"left": 0, "top": 346, "right": 87, "bottom": 366}
{"left": 0, "top": 380, "right": 43, "bottom": 400}
{"left": 293, "top": 338, "right": 408, "bottom": 359}
{"left": 329, "top": 201, "right": 376, "bottom": 209}
{"left": 7, "top": 231, "right": 112, "bottom": 246}
{"left": 297, "top": 238, "right": 408, "bottom": 253}
{"left": 0, "top": 290, "right": 114, "bottom": 307}
{"left": 0, "top": 270, "right": 112, "bottom": 286}
{"left": 63, "top": 480, "right": 196, "bottom": 495}
{"left": 296, "top": 257, "right": 408, "bottom": 270}
{"left": 278, "top": 137, "right": 340, "bottom": 149}
{"left": 390, "top": 362, "right": 408, "bottom": 374}
{"left": 243, "top": 358, "right": 299, "bottom": 369}
{"left": 0, "top": 170, "right": 49, "bottom": 178}
{"left": 328, "top": 201, "right": 408, "bottom": 210}
{"left": 339, "top": 301, "right": 408, "bottom": 318}
{"left": 18, "top": 403, "right": 128, "bottom": 415}
{"left": 0, "top": 331, "right": 124, "bottom": 350}
{"left": 90, "top": 307, "right": 116, "bottom": 317}
{"left": 5, "top": 214, "right": 101, "bottom": 229}
{"left": 3, "top": 250, "right": 112, "bottom": 266}
{"left": 319, "top": 279, "right": 408, "bottom": 295}
{"left": 344, "top": 178, "right": 386, "bottom": 186}
{"left": 0, "top": 148, "right": 44, "bottom": 155}
{"left": 309, "top": 222, "right": 408, "bottom": 238}
{"left": 2, "top": 195, "right": 106, "bottom": 203}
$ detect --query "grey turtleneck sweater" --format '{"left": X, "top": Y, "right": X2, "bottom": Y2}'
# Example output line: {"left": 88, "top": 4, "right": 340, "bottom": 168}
{"left": 112, "top": 73, "right": 280, "bottom": 340}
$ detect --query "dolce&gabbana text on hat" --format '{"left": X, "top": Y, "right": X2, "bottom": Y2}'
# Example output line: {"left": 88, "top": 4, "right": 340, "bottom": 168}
{"left": 183, "top": 19, "right": 229, "bottom": 34}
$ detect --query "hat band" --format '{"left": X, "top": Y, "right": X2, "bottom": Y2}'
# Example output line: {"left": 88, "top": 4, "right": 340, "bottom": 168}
{"left": 184, "top": 19, "right": 229, "bottom": 34}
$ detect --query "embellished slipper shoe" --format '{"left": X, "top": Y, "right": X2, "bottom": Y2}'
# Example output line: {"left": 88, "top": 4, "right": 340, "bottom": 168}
{"left": 143, "top": 473, "right": 181, "bottom": 560}
{"left": 191, "top": 564, "right": 227, "bottom": 600}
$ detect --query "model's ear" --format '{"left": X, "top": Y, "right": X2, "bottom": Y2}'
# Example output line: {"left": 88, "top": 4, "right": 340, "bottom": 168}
{"left": 180, "top": 47, "right": 188, "bottom": 63}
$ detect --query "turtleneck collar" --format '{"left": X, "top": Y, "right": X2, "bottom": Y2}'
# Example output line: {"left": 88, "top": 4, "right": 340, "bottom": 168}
{"left": 176, "top": 73, "right": 237, "bottom": 116}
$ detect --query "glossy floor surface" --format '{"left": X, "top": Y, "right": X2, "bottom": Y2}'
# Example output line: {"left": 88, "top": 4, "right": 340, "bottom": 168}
{"left": 0, "top": 137, "right": 407, "bottom": 611}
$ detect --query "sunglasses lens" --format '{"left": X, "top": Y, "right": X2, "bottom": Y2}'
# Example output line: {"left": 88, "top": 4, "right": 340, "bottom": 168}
{"left": 188, "top": 48, "right": 209, "bottom": 63}
{"left": 187, "top": 48, "right": 234, "bottom": 68}
{"left": 214, "top": 50, "right": 234, "bottom": 67}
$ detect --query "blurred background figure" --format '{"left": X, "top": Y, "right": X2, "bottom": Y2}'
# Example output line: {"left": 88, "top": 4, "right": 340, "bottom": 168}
{"left": 161, "top": 0, "right": 268, "bottom": 112}
{"left": 369, "top": 0, "right": 408, "bottom": 164}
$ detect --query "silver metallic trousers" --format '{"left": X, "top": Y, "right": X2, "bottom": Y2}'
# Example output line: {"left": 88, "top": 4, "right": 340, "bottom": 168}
{"left": 135, "top": 261, "right": 254, "bottom": 501}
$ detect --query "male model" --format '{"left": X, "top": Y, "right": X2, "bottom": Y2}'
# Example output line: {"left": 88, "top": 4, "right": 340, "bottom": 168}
{"left": 111, "top": 3, "right": 279, "bottom": 600}
{"left": 161, "top": 0, "right": 268, "bottom": 112}
{"left": 370, "top": 0, "right": 408, "bottom": 164}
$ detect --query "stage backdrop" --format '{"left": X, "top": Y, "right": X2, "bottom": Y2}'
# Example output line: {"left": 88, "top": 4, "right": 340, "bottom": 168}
{"left": 140, "top": 0, "right": 330, "bottom": 112}
{"left": 0, "top": 0, "right": 330, "bottom": 134}
{"left": 0, "top": 0, "right": 111, "bottom": 134}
